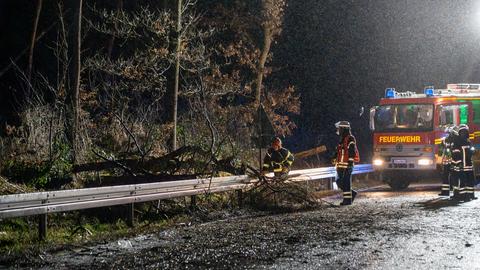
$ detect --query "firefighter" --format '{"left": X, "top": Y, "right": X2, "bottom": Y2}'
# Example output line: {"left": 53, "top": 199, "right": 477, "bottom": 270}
{"left": 262, "top": 137, "right": 294, "bottom": 179}
{"left": 438, "top": 126, "right": 455, "bottom": 196}
{"left": 450, "top": 124, "right": 476, "bottom": 201}
{"left": 334, "top": 121, "right": 360, "bottom": 205}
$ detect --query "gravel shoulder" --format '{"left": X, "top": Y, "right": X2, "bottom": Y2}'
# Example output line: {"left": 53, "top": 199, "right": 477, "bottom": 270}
{"left": 7, "top": 184, "right": 480, "bottom": 270}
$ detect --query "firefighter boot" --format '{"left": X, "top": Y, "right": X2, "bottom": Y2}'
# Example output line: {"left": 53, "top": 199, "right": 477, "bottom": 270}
{"left": 467, "top": 187, "right": 477, "bottom": 201}
{"left": 340, "top": 191, "right": 352, "bottom": 206}
{"left": 439, "top": 184, "right": 450, "bottom": 197}
{"left": 451, "top": 188, "right": 460, "bottom": 201}
{"left": 339, "top": 199, "right": 352, "bottom": 206}
{"left": 458, "top": 188, "right": 467, "bottom": 202}
{"left": 352, "top": 190, "right": 358, "bottom": 203}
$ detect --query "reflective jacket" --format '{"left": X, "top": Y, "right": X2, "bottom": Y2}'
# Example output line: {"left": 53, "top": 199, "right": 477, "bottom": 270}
{"left": 262, "top": 147, "right": 294, "bottom": 173}
{"left": 439, "top": 134, "right": 454, "bottom": 165}
{"left": 451, "top": 139, "right": 474, "bottom": 172}
{"left": 336, "top": 135, "right": 359, "bottom": 169}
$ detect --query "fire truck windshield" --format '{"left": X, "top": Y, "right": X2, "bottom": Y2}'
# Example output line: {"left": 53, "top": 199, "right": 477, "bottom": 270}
{"left": 373, "top": 104, "right": 433, "bottom": 132}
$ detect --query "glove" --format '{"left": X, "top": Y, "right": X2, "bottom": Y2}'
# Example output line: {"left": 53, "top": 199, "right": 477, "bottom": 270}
{"left": 261, "top": 170, "right": 269, "bottom": 176}
{"left": 331, "top": 159, "right": 337, "bottom": 165}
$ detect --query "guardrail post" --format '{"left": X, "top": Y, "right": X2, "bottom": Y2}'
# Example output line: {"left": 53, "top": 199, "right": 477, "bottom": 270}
{"left": 190, "top": 195, "right": 197, "bottom": 210}
{"left": 126, "top": 203, "right": 134, "bottom": 227}
{"left": 39, "top": 213, "right": 47, "bottom": 240}
{"left": 327, "top": 177, "right": 333, "bottom": 190}
{"left": 236, "top": 190, "right": 243, "bottom": 208}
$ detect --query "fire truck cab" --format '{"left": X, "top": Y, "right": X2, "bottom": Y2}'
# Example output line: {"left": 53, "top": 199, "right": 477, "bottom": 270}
{"left": 370, "top": 83, "right": 480, "bottom": 190}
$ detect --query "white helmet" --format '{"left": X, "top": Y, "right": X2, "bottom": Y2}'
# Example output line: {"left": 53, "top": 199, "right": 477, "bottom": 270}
{"left": 335, "top": 121, "right": 351, "bottom": 129}
{"left": 458, "top": 124, "right": 469, "bottom": 133}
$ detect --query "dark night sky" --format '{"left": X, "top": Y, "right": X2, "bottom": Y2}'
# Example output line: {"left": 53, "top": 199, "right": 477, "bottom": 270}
{"left": 2, "top": 0, "right": 480, "bottom": 156}
{"left": 274, "top": 0, "right": 480, "bottom": 155}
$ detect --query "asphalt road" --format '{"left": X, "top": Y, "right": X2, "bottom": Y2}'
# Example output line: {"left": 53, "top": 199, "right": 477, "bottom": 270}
{"left": 8, "top": 184, "right": 480, "bottom": 270}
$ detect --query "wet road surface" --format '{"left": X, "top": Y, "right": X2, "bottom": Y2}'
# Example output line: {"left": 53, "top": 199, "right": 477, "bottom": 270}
{"left": 9, "top": 184, "right": 480, "bottom": 269}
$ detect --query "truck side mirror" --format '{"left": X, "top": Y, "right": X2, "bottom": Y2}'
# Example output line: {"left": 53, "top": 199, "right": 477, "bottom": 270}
{"left": 369, "top": 106, "right": 378, "bottom": 130}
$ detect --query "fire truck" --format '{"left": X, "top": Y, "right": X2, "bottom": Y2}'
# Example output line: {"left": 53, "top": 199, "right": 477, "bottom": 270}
{"left": 369, "top": 83, "right": 480, "bottom": 190}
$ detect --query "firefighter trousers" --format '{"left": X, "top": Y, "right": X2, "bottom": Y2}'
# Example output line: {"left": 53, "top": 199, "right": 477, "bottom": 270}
{"left": 451, "top": 170, "right": 469, "bottom": 200}
{"left": 440, "top": 164, "right": 451, "bottom": 196}
{"left": 336, "top": 167, "right": 357, "bottom": 204}
{"left": 464, "top": 171, "right": 476, "bottom": 200}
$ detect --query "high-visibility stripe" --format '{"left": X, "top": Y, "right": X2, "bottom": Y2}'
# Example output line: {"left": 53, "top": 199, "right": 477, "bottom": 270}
{"left": 281, "top": 151, "right": 293, "bottom": 164}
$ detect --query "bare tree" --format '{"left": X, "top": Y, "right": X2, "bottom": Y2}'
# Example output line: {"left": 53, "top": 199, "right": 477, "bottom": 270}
{"left": 27, "top": 0, "right": 43, "bottom": 82}
{"left": 254, "top": 0, "right": 286, "bottom": 107}
{"left": 66, "top": 0, "right": 83, "bottom": 166}
{"left": 171, "top": 0, "right": 183, "bottom": 151}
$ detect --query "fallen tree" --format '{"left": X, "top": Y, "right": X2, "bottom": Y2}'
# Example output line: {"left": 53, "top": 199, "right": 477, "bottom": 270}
{"left": 74, "top": 146, "right": 246, "bottom": 186}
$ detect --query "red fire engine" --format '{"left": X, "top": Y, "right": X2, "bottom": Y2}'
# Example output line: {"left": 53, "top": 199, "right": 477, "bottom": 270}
{"left": 370, "top": 83, "right": 480, "bottom": 189}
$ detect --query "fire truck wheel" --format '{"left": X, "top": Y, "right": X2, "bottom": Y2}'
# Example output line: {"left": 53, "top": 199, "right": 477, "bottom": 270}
{"left": 381, "top": 172, "right": 411, "bottom": 190}
{"left": 386, "top": 179, "right": 410, "bottom": 190}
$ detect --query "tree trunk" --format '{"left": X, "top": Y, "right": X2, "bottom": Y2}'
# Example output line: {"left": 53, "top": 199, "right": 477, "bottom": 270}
{"left": 27, "top": 0, "right": 43, "bottom": 82}
{"left": 171, "top": 0, "right": 182, "bottom": 151}
{"left": 255, "top": 26, "right": 273, "bottom": 108}
{"left": 67, "top": 0, "right": 82, "bottom": 166}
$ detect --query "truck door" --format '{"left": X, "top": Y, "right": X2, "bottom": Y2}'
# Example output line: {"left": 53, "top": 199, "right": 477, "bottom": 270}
{"left": 437, "top": 103, "right": 469, "bottom": 130}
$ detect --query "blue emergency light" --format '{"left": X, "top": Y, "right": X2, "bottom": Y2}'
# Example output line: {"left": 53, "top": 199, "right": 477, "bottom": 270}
{"left": 385, "top": 88, "right": 396, "bottom": 98}
{"left": 424, "top": 87, "right": 434, "bottom": 97}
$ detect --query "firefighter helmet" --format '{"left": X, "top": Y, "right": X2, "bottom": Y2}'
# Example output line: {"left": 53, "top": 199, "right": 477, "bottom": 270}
{"left": 335, "top": 121, "right": 351, "bottom": 129}
{"left": 271, "top": 137, "right": 282, "bottom": 147}
{"left": 335, "top": 121, "right": 351, "bottom": 136}
{"left": 451, "top": 125, "right": 459, "bottom": 135}
{"left": 458, "top": 124, "right": 469, "bottom": 133}
{"left": 458, "top": 124, "right": 470, "bottom": 140}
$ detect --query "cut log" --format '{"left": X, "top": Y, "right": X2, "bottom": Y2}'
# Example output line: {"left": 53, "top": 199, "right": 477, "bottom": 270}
{"left": 294, "top": 145, "right": 327, "bottom": 159}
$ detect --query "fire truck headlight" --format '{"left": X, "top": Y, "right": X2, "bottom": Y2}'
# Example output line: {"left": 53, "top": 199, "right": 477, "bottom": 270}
{"left": 373, "top": 159, "right": 384, "bottom": 166}
{"left": 418, "top": 159, "right": 433, "bottom": 166}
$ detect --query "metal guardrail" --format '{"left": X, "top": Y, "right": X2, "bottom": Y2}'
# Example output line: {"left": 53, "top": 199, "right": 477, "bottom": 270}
{"left": 0, "top": 164, "right": 373, "bottom": 220}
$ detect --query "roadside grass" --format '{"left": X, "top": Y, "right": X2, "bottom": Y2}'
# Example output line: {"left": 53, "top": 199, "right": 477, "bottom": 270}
{"left": 0, "top": 192, "right": 238, "bottom": 261}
